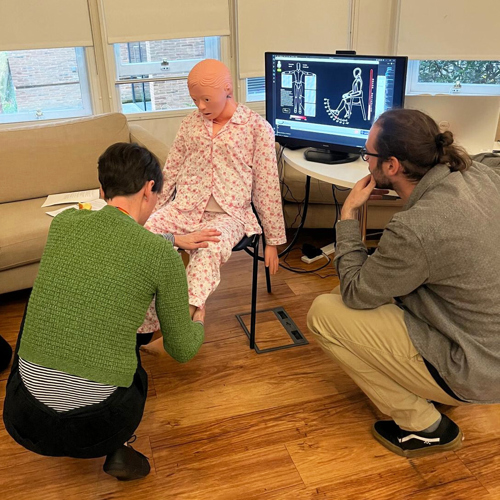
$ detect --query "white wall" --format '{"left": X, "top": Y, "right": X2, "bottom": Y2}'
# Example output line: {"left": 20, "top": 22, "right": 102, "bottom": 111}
{"left": 405, "top": 95, "right": 500, "bottom": 154}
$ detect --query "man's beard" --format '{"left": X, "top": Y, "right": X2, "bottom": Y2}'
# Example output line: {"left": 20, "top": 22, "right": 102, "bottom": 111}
{"left": 373, "top": 163, "right": 394, "bottom": 190}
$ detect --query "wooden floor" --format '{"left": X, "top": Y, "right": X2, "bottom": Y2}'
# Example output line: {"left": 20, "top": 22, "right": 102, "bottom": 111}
{"left": 1, "top": 234, "right": 500, "bottom": 499}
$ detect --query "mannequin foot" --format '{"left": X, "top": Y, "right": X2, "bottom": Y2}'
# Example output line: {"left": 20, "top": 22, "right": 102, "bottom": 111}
{"left": 140, "top": 337, "right": 167, "bottom": 357}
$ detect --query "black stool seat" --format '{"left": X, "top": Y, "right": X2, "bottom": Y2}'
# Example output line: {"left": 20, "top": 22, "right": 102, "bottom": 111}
{"left": 232, "top": 234, "right": 258, "bottom": 252}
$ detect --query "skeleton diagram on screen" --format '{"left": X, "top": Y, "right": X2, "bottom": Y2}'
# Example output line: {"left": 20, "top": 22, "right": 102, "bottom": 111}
{"left": 282, "top": 63, "right": 317, "bottom": 116}
{"left": 324, "top": 67, "right": 367, "bottom": 125}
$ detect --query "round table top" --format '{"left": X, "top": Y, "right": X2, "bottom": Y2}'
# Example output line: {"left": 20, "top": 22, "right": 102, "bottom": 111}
{"left": 283, "top": 148, "right": 370, "bottom": 188}
{"left": 283, "top": 147, "right": 398, "bottom": 196}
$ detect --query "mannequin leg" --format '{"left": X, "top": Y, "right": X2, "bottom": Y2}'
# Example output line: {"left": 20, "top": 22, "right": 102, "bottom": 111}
{"left": 141, "top": 213, "right": 244, "bottom": 356}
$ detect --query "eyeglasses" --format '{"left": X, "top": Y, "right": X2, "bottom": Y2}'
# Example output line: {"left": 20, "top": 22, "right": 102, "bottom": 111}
{"left": 359, "top": 148, "right": 386, "bottom": 162}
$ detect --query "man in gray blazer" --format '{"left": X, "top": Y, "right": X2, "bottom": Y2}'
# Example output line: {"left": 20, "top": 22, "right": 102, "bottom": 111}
{"left": 308, "top": 109, "right": 500, "bottom": 458}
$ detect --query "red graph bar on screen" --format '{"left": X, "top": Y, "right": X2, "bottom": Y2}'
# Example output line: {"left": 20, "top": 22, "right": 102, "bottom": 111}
{"left": 368, "top": 69, "right": 374, "bottom": 120}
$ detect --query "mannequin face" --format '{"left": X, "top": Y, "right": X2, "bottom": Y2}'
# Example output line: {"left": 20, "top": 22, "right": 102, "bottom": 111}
{"left": 189, "top": 84, "right": 228, "bottom": 120}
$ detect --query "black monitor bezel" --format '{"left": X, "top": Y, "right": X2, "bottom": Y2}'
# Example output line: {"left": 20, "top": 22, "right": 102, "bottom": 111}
{"left": 265, "top": 51, "right": 408, "bottom": 154}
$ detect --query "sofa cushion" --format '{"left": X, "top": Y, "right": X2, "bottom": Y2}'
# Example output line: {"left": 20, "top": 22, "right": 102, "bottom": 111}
{"left": 0, "top": 198, "right": 72, "bottom": 271}
{"left": 0, "top": 113, "right": 130, "bottom": 203}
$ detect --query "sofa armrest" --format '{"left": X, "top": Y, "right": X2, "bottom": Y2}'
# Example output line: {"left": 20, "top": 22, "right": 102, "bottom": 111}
{"left": 129, "top": 124, "right": 169, "bottom": 166}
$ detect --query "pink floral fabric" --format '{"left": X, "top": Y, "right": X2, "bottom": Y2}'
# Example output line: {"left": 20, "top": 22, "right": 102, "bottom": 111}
{"left": 155, "top": 103, "right": 286, "bottom": 246}
{"left": 138, "top": 212, "right": 245, "bottom": 333}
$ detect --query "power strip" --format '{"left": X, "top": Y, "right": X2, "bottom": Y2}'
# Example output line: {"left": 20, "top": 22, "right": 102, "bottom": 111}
{"left": 300, "top": 242, "right": 336, "bottom": 264}
{"left": 301, "top": 253, "right": 324, "bottom": 264}
{"left": 321, "top": 242, "right": 336, "bottom": 255}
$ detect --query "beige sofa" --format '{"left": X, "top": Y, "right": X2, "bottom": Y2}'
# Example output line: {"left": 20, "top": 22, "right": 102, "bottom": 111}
{"left": 0, "top": 113, "right": 168, "bottom": 295}
{"left": 281, "top": 162, "right": 404, "bottom": 230}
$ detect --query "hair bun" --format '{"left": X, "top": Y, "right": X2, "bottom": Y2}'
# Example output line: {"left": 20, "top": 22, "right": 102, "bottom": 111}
{"left": 435, "top": 131, "right": 454, "bottom": 149}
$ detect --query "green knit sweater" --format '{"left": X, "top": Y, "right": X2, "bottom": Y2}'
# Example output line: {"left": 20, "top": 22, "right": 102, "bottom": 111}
{"left": 19, "top": 205, "right": 204, "bottom": 387}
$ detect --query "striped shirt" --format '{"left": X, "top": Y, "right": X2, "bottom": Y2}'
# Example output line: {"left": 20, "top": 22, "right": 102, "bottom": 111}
{"left": 19, "top": 357, "right": 117, "bottom": 413}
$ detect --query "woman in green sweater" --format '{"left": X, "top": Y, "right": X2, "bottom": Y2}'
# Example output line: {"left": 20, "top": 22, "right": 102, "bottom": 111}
{"left": 3, "top": 143, "right": 216, "bottom": 481}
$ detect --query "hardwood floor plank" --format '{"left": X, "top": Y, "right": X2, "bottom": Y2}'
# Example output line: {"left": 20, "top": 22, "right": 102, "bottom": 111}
{"left": 147, "top": 393, "right": 369, "bottom": 465}
{"left": 406, "top": 477, "right": 492, "bottom": 499}
{"left": 140, "top": 335, "right": 358, "bottom": 429}
{"left": 456, "top": 436, "right": 500, "bottom": 496}
{"left": 97, "top": 445, "right": 303, "bottom": 500}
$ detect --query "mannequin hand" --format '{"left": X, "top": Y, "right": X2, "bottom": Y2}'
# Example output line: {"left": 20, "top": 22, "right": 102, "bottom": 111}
{"left": 341, "top": 175, "right": 387, "bottom": 220}
{"left": 264, "top": 245, "right": 279, "bottom": 275}
{"left": 174, "top": 229, "right": 221, "bottom": 250}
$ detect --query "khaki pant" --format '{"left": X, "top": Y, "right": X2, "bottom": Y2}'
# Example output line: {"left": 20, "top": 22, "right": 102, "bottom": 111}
{"left": 307, "top": 287, "right": 465, "bottom": 431}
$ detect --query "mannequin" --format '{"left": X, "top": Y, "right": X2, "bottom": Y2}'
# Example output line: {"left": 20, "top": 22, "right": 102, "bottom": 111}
{"left": 139, "top": 60, "right": 286, "bottom": 353}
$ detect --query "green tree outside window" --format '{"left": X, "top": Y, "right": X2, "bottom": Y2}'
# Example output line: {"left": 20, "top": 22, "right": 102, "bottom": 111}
{"left": 0, "top": 52, "right": 18, "bottom": 113}
{"left": 418, "top": 60, "right": 500, "bottom": 85}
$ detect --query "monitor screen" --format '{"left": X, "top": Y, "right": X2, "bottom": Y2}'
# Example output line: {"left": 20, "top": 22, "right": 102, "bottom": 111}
{"left": 265, "top": 52, "right": 408, "bottom": 158}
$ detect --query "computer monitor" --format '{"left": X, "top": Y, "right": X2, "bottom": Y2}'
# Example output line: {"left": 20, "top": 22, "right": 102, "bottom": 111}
{"left": 265, "top": 52, "right": 408, "bottom": 164}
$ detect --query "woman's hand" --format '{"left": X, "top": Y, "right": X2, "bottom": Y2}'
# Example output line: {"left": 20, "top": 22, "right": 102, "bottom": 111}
{"left": 174, "top": 229, "right": 221, "bottom": 250}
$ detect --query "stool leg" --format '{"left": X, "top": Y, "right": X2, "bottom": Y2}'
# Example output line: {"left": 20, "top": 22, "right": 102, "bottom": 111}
{"left": 262, "top": 234, "right": 272, "bottom": 294}
{"left": 250, "top": 235, "right": 259, "bottom": 349}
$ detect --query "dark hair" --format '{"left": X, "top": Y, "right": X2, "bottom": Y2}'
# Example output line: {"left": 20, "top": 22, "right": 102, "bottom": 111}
{"left": 98, "top": 143, "right": 163, "bottom": 200}
{"left": 375, "top": 109, "right": 472, "bottom": 182}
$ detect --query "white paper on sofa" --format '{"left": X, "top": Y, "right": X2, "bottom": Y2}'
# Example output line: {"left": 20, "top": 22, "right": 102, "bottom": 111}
{"left": 45, "top": 198, "right": 107, "bottom": 217}
{"left": 42, "top": 189, "right": 100, "bottom": 207}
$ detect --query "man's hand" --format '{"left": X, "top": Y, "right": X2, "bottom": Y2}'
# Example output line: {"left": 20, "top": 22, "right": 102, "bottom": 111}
{"left": 265, "top": 244, "right": 279, "bottom": 274}
{"left": 173, "top": 229, "right": 221, "bottom": 250}
{"left": 341, "top": 175, "right": 388, "bottom": 220}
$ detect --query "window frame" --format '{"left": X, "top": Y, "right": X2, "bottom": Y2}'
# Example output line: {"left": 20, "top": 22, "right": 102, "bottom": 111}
{"left": 112, "top": 36, "right": 225, "bottom": 117}
{"left": 405, "top": 60, "right": 500, "bottom": 96}
{"left": 0, "top": 47, "right": 93, "bottom": 125}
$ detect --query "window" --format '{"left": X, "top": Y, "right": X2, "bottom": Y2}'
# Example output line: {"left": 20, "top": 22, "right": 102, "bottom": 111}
{"left": 406, "top": 60, "right": 500, "bottom": 96}
{"left": 0, "top": 48, "right": 92, "bottom": 124}
{"left": 246, "top": 77, "right": 265, "bottom": 102}
{"left": 114, "top": 37, "right": 221, "bottom": 114}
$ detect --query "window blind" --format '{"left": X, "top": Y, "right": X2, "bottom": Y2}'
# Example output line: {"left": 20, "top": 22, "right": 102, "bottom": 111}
{"left": 0, "top": 0, "right": 93, "bottom": 51}
{"left": 102, "top": 0, "right": 231, "bottom": 44}
{"left": 236, "top": 0, "right": 351, "bottom": 79}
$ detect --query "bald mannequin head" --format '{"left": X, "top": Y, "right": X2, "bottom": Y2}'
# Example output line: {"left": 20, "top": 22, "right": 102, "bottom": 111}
{"left": 188, "top": 59, "right": 233, "bottom": 95}
{"left": 187, "top": 59, "right": 237, "bottom": 125}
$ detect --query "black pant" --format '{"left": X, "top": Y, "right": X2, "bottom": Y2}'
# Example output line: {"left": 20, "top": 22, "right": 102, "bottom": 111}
{"left": 2, "top": 310, "right": 148, "bottom": 459}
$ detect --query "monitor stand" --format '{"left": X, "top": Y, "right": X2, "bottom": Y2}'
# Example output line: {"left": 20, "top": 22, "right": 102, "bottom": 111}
{"left": 304, "top": 147, "right": 359, "bottom": 165}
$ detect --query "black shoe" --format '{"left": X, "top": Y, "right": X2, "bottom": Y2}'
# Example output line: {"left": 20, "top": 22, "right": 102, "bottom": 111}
{"left": 103, "top": 437, "right": 151, "bottom": 481}
{"left": 372, "top": 414, "right": 463, "bottom": 458}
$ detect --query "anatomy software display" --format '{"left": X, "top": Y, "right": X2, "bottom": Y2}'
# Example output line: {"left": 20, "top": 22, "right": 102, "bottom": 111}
{"left": 265, "top": 52, "right": 408, "bottom": 161}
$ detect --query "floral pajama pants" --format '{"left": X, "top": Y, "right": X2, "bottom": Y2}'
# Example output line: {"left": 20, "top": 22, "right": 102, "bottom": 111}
{"left": 137, "top": 210, "right": 246, "bottom": 334}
